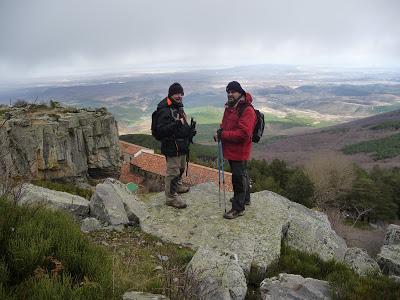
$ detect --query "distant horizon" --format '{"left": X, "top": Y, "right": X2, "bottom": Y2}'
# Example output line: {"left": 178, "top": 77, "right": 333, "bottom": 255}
{"left": 2, "top": 62, "right": 400, "bottom": 90}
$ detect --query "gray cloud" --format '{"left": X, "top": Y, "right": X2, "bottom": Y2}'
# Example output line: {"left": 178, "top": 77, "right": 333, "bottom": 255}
{"left": 1, "top": 0, "right": 399, "bottom": 81}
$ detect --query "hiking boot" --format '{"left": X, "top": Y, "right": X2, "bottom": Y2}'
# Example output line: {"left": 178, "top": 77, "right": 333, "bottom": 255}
{"left": 176, "top": 185, "right": 190, "bottom": 194}
{"left": 229, "top": 197, "right": 251, "bottom": 205}
{"left": 223, "top": 209, "right": 245, "bottom": 219}
{"left": 166, "top": 194, "right": 187, "bottom": 209}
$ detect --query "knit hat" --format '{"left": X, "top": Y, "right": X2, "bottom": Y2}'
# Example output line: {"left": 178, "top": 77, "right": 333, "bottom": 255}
{"left": 226, "top": 81, "right": 245, "bottom": 95}
{"left": 168, "top": 82, "right": 184, "bottom": 97}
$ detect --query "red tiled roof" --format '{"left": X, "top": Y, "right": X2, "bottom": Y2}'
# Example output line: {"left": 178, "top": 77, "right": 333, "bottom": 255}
{"left": 131, "top": 151, "right": 233, "bottom": 191}
{"left": 119, "top": 141, "right": 146, "bottom": 156}
{"left": 120, "top": 141, "right": 233, "bottom": 191}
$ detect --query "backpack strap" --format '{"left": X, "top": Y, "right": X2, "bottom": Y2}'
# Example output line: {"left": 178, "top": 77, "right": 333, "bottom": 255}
{"left": 237, "top": 103, "right": 252, "bottom": 118}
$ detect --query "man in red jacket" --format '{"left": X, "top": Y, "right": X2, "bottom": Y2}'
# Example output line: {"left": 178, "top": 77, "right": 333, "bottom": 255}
{"left": 214, "top": 81, "right": 257, "bottom": 219}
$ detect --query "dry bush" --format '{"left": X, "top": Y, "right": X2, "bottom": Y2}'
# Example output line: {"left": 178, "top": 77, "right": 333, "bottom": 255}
{"left": 305, "top": 151, "right": 355, "bottom": 211}
{"left": 161, "top": 263, "right": 219, "bottom": 300}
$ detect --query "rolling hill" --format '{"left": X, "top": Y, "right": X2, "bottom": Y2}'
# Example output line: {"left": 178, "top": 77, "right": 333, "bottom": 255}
{"left": 253, "top": 109, "right": 400, "bottom": 169}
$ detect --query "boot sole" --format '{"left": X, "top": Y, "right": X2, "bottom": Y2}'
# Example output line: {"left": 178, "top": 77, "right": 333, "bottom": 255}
{"left": 166, "top": 202, "right": 187, "bottom": 209}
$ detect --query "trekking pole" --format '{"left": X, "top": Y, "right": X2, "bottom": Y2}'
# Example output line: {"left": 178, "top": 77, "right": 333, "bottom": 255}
{"left": 217, "top": 140, "right": 221, "bottom": 208}
{"left": 220, "top": 139, "right": 227, "bottom": 213}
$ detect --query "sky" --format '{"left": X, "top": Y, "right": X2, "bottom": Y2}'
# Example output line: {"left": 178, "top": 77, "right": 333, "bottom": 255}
{"left": 1, "top": 0, "right": 400, "bottom": 83}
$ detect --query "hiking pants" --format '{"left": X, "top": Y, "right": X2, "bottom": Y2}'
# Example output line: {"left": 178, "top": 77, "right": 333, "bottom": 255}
{"left": 229, "top": 160, "right": 250, "bottom": 212}
{"left": 165, "top": 155, "right": 186, "bottom": 197}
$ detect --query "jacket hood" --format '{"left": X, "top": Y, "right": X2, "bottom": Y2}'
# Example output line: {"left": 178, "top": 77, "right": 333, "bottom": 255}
{"left": 243, "top": 92, "right": 253, "bottom": 105}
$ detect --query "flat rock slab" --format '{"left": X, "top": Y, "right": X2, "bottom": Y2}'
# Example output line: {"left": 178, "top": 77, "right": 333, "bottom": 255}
{"left": 137, "top": 183, "right": 346, "bottom": 279}
{"left": 123, "top": 291, "right": 169, "bottom": 300}
{"left": 20, "top": 183, "right": 89, "bottom": 218}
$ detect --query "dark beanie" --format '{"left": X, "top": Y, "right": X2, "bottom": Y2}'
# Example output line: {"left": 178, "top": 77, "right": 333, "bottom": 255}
{"left": 226, "top": 81, "right": 245, "bottom": 95}
{"left": 168, "top": 82, "right": 184, "bottom": 97}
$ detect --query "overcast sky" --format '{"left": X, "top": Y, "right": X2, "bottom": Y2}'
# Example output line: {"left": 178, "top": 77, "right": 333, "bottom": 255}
{"left": 1, "top": 0, "right": 399, "bottom": 82}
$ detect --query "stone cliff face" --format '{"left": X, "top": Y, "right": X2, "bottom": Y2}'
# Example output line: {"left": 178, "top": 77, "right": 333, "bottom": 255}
{"left": 0, "top": 106, "right": 121, "bottom": 180}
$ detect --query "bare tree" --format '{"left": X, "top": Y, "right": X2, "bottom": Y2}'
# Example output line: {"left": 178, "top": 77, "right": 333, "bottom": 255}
{"left": 305, "top": 151, "right": 355, "bottom": 211}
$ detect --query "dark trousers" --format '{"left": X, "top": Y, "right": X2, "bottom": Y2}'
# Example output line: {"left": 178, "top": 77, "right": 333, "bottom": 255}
{"left": 229, "top": 160, "right": 250, "bottom": 212}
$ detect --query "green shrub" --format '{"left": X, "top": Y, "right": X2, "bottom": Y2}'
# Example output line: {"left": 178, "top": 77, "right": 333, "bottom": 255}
{"left": 15, "top": 275, "right": 104, "bottom": 300}
{"left": 370, "top": 120, "right": 400, "bottom": 130}
{"left": 0, "top": 197, "right": 112, "bottom": 299}
{"left": 247, "top": 159, "right": 315, "bottom": 208}
{"left": 342, "top": 133, "right": 400, "bottom": 160}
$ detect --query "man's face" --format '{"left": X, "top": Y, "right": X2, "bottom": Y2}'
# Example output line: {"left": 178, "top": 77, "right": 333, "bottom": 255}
{"left": 227, "top": 90, "right": 241, "bottom": 102}
{"left": 171, "top": 93, "right": 184, "bottom": 103}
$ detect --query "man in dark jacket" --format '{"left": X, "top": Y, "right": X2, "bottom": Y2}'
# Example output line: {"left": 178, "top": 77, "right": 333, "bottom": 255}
{"left": 156, "top": 82, "right": 192, "bottom": 208}
{"left": 214, "top": 81, "right": 256, "bottom": 219}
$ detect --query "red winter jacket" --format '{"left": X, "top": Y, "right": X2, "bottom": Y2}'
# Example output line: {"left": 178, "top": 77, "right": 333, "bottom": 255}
{"left": 220, "top": 93, "right": 257, "bottom": 161}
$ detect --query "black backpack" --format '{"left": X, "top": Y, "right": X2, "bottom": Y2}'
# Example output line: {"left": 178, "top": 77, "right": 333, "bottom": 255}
{"left": 151, "top": 109, "right": 162, "bottom": 140}
{"left": 238, "top": 104, "right": 265, "bottom": 143}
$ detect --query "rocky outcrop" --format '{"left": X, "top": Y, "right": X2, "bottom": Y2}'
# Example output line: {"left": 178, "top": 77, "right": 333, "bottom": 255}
{"left": 186, "top": 246, "right": 247, "bottom": 300}
{"left": 135, "top": 183, "right": 347, "bottom": 281}
{"left": 260, "top": 273, "right": 331, "bottom": 300}
{"left": 377, "top": 224, "right": 400, "bottom": 275}
{"left": 19, "top": 183, "right": 89, "bottom": 218}
{"left": 344, "top": 247, "right": 381, "bottom": 276}
{"left": 0, "top": 106, "right": 121, "bottom": 181}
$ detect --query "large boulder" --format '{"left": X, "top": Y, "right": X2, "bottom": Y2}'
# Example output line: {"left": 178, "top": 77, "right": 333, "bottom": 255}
{"left": 377, "top": 224, "right": 400, "bottom": 275}
{"left": 260, "top": 273, "right": 331, "bottom": 300}
{"left": 134, "top": 183, "right": 347, "bottom": 281}
{"left": 90, "top": 178, "right": 147, "bottom": 226}
{"left": 384, "top": 224, "right": 400, "bottom": 245}
{"left": 186, "top": 246, "right": 247, "bottom": 300}
{"left": 19, "top": 183, "right": 89, "bottom": 218}
{"left": 344, "top": 247, "right": 380, "bottom": 276}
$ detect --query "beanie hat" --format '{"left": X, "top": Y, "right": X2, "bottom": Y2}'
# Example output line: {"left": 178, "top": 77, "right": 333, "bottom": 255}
{"left": 226, "top": 81, "right": 245, "bottom": 95}
{"left": 168, "top": 82, "right": 184, "bottom": 97}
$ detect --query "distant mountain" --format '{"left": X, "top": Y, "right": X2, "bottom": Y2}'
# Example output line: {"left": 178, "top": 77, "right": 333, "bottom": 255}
{"left": 253, "top": 109, "right": 400, "bottom": 169}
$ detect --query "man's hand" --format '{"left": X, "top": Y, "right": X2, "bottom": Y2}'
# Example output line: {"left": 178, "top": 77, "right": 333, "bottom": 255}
{"left": 176, "top": 118, "right": 184, "bottom": 126}
{"left": 214, "top": 128, "right": 223, "bottom": 142}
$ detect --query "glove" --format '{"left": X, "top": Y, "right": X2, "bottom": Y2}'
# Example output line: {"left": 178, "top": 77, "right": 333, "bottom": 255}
{"left": 191, "top": 129, "right": 197, "bottom": 137}
{"left": 217, "top": 128, "right": 223, "bottom": 141}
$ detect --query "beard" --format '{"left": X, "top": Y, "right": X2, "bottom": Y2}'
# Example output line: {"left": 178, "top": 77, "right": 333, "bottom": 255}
{"left": 227, "top": 95, "right": 241, "bottom": 107}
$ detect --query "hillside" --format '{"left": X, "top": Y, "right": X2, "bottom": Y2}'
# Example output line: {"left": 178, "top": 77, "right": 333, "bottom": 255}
{"left": 253, "top": 109, "right": 400, "bottom": 169}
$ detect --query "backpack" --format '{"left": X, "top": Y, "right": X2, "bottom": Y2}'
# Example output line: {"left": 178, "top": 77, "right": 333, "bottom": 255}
{"left": 151, "top": 109, "right": 162, "bottom": 140}
{"left": 238, "top": 104, "right": 265, "bottom": 143}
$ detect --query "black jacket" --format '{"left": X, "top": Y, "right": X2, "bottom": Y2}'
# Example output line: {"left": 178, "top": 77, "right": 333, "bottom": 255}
{"left": 156, "top": 97, "right": 191, "bottom": 156}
